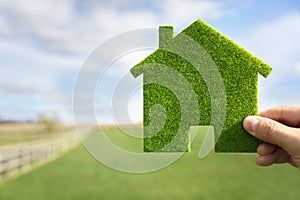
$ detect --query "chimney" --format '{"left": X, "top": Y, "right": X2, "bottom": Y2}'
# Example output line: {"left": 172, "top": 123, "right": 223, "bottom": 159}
{"left": 159, "top": 26, "right": 174, "bottom": 49}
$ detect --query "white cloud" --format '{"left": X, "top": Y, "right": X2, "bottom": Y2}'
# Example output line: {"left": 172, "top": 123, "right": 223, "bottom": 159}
{"left": 237, "top": 11, "right": 300, "bottom": 76}
{"left": 296, "top": 62, "right": 300, "bottom": 76}
{"left": 0, "top": 0, "right": 157, "bottom": 53}
{"left": 0, "top": 38, "right": 82, "bottom": 94}
{"left": 0, "top": 0, "right": 74, "bottom": 38}
{"left": 0, "top": 0, "right": 228, "bottom": 54}
{"left": 0, "top": 36, "right": 80, "bottom": 122}
{"left": 128, "top": 87, "right": 143, "bottom": 124}
{"left": 162, "top": 0, "right": 224, "bottom": 26}
{"left": 236, "top": 11, "right": 300, "bottom": 110}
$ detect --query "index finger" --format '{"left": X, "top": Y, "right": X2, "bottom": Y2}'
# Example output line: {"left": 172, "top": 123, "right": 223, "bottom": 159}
{"left": 259, "top": 106, "right": 300, "bottom": 128}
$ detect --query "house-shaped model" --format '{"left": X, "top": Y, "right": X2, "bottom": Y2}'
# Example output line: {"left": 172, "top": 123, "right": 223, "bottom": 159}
{"left": 130, "top": 19, "right": 272, "bottom": 152}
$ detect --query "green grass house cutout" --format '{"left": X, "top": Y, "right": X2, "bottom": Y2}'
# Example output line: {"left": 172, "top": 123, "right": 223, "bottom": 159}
{"left": 130, "top": 19, "right": 272, "bottom": 153}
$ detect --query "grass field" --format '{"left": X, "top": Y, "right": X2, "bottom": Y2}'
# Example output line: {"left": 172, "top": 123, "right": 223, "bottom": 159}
{"left": 0, "top": 123, "right": 74, "bottom": 146}
{"left": 0, "top": 126, "right": 299, "bottom": 199}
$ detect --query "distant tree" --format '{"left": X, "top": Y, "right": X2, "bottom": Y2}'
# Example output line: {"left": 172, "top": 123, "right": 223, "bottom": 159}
{"left": 38, "top": 111, "right": 60, "bottom": 132}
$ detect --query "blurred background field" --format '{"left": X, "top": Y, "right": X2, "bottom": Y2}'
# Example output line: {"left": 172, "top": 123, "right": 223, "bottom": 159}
{"left": 0, "top": 126, "right": 299, "bottom": 200}
{"left": 0, "top": 122, "right": 80, "bottom": 182}
{"left": 0, "top": 123, "right": 74, "bottom": 146}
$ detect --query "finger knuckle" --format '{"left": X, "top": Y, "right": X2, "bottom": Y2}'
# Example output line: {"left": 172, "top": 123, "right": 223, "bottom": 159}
{"left": 263, "top": 120, "right": 280, "bottom": 140}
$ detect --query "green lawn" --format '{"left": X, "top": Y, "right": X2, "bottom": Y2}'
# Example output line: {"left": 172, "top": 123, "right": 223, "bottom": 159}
{"left": 0, "top": 127, "right": 299, "bottom": 199}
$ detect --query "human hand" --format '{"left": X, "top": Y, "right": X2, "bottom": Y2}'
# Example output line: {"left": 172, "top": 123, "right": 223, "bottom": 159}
{"left": 243, "top": 106, "right": 300, "bottom": 169}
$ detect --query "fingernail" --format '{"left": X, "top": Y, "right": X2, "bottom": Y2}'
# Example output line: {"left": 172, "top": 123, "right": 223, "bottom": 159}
{"left": 244, "top": 116, "right": 259, "bottom": 132}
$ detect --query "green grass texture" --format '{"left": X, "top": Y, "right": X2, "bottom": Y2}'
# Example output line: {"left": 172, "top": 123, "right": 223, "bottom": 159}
{"left": 131, "top": 19, "right": 272, "bottom": 152}
{"left": 0, "top": 127, "right": 299, "bottom": 200}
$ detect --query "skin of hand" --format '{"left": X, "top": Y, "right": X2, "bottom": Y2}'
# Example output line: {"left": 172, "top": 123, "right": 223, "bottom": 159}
{"left": 243, "top": 106, "right": 300, "bottom": 169}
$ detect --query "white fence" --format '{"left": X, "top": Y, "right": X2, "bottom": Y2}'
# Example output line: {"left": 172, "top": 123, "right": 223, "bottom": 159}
{"left": 0, "top": 131, "right": 80, "bottom": 179}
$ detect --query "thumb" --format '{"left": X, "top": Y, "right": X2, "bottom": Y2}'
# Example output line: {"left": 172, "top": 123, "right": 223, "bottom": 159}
{"left": 243, "top": 116, "right": 298, "bottom": 151}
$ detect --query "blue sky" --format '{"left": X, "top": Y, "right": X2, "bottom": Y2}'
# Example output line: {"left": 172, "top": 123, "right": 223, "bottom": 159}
{"left": 0, "top": 0, "right": 299, "bottom": 123}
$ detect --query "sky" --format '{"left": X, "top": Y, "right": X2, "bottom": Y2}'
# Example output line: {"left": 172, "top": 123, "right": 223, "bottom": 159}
{"left": 0, "top": 0, "right": 299, "bottom": 124}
